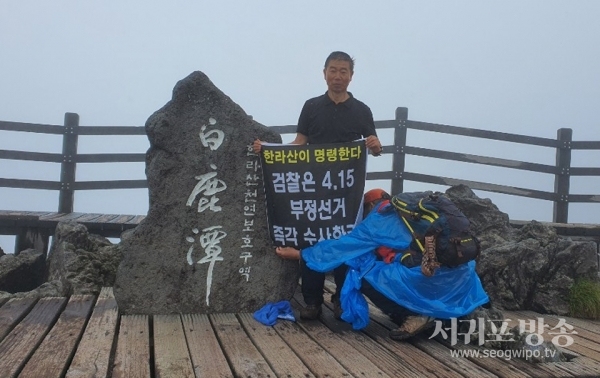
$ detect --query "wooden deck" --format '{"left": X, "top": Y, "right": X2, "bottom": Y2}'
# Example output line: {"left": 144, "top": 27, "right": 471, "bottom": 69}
{"left": 1, "top": 286, "right": 599, "bottom": 378}
{"left": 0, "top": 210, "right": 145, "bottom": 238}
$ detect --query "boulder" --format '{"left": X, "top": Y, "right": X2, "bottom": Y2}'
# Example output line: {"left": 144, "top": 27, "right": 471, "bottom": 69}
{"left": 114, "top": 71, "right": 299, "bottom": 315}
{"left": 476, "top": 221, "right": 598, "bottom": 314}
{"left": 46, "top": 221, "right": 122, "bottom": 295}
{"left": 445, "top": 185, "right": 515, "bottom": 251}
{"left": 0, "top": 248, "right": 45, "bottom": 293}
{"left": 0, "top": 280, "right": 66, "bottom": 303}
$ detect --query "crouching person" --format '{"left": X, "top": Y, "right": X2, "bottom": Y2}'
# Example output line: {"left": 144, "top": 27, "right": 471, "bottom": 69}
{"left": 275, "top": 189, "right": 490, "bottom": 341}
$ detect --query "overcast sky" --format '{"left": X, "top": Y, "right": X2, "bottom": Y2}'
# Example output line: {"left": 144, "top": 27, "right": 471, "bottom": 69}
{"left": 1, "top": 1, "right": 599, "bottom": 252}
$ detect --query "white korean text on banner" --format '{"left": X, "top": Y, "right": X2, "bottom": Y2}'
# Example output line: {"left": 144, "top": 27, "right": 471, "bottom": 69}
{"left": 260, "top": 141, "right": 367, "bottom": 249}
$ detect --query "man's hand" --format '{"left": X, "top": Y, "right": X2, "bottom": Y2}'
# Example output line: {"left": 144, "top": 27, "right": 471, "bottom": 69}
{"left": 253, "top": 138, "right": 263, "bottom": 154}
{"left": 276, "top": 246, "right": 301, "bottom": 260}
{"left": 365, "top": 135, "right": 383, "bottom": 156}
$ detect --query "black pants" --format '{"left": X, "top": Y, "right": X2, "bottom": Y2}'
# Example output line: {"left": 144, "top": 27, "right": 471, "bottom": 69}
{"left": 360, "top": 279, "right": 417, "bottom": 325}
{"left": 301, "top": 262, "right": 348, "bottom": 306}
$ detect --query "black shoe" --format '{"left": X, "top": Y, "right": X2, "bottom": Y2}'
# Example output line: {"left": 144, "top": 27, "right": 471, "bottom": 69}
{"left": 300, "top": 304, "right": 322, "bottom": 320}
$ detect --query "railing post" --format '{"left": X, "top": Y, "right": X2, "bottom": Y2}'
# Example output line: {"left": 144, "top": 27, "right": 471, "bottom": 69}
{"left": 391, "top": 107, "right": 408, "bottom": 195}
{"left": 58, "top": 112, "right": 79, "bottom": 213}
{"left": 553, "top": 128, "right": 572, "bottom": 223}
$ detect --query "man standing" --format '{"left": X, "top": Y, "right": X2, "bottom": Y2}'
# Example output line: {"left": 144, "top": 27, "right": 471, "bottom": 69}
{"left": 254, "top": 51, "right": 383, "bottom": 320}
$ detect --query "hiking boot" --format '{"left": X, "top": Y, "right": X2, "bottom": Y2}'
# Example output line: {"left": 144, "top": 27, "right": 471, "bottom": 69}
{"left": 300, "top": 304, "right": 322, "bottom": 320}
{"left": 332, "top": 298, "right": 343, "bottom": 320}
{"left": 389, "top": 315, "right": 435, "bottom": 341}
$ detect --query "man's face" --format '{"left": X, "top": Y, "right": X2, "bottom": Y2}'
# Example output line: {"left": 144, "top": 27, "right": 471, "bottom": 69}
{"left": 323, "top": 59, "right": 353, "bottom": 94}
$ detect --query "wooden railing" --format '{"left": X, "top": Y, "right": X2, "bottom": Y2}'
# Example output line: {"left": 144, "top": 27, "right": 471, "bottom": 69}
{"left": 271, "top": 108, "right": 600, "bottom": 224}
{"left": 0, "top": 113, "right": 147, "bottom": 214}
{"left": 1, "top": 107, "right": 600, "bottom": 224}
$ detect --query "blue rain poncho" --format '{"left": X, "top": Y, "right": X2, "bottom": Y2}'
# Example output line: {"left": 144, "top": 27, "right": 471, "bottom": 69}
{"left": 253, "top": 300, "right": 296, "bottom": 326}
{"left": 301, "top": 203, "right": 489, "bottom": 329}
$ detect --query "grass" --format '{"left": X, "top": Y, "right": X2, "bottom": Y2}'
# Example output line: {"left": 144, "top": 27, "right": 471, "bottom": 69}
{"left": 569, "top": 279, "right": 600, "bottom": 320}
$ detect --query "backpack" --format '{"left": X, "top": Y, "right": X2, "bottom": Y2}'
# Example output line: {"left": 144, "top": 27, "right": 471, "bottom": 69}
{"left": 389, "top": 191, "right": 480, "bottom": 275}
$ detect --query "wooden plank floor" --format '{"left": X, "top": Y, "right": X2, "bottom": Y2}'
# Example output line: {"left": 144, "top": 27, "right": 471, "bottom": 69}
{"left": 0, "top": 287, "right": 599, "bottom": 378}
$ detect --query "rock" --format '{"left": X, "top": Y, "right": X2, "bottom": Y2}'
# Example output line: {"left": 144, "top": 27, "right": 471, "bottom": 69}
{"left": 445, "top": 185, "right": 514, "bottom": 251}
{"left": 114, "top": 71, "right": 299, "bottom": 315}
{"left": 476, "top": 221, "right": 598, "bottom": 314}
{"left": 0, "top": 248, "right": 45, "bottom": 293}
{"left": 46, "top": 221, "right": 122, "bottom": 295}
{"left": 0, "top": 245, "right": 5, "bottom": 257}
{"left": 445, "top": 186, "right": 600, "bottom": 315}
{"left": 0, "top": 280, "right": 67, "bottom": 302}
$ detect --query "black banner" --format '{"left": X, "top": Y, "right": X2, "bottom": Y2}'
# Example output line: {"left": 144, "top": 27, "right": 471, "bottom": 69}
{"left": 260, "top": 141, "right": 367, "bottom": 249}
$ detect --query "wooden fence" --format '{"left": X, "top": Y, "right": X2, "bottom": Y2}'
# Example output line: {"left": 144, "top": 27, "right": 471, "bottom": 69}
{"left": 1, "top": 108, "right": 599, "bottom": 224}
{"left": 0, "top": 113, "right": 147, "bottom": 214}
{"left": 273, "top": 107, "right": 600, "bottom": 224}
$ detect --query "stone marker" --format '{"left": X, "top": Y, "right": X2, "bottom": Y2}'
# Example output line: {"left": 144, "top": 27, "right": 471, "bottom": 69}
{"left": 114, "top": 71, "right": 298, "bottom": 314}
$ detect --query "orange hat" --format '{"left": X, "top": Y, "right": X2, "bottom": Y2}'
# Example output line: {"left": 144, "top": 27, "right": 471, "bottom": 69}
{"left": 364, "top": 188, "right": 388, "bottom": 205}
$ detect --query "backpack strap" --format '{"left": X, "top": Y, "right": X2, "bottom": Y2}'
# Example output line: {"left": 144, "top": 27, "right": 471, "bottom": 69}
{"left": 421, "top": 235, "right": 440, "bottom": 277}
{"left": 399, "top": 216, "right": 425, "bottom": 253}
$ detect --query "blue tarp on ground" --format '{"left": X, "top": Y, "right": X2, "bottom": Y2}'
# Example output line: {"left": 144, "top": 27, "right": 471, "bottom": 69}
{"left": 253, "top": 300, "right": 296, "bottom": 326}
{"left": 301, "top": 204, "right": 489, "bottom": 329}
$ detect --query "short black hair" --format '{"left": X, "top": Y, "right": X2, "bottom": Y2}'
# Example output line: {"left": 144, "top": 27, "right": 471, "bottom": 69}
{"left": 324, "top": 51, "right": 355, "bottom": 72}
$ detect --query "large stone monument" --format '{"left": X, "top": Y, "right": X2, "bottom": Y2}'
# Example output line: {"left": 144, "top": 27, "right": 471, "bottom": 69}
{"left": 114, "top": 71, "right": 299, "bottom": 314}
